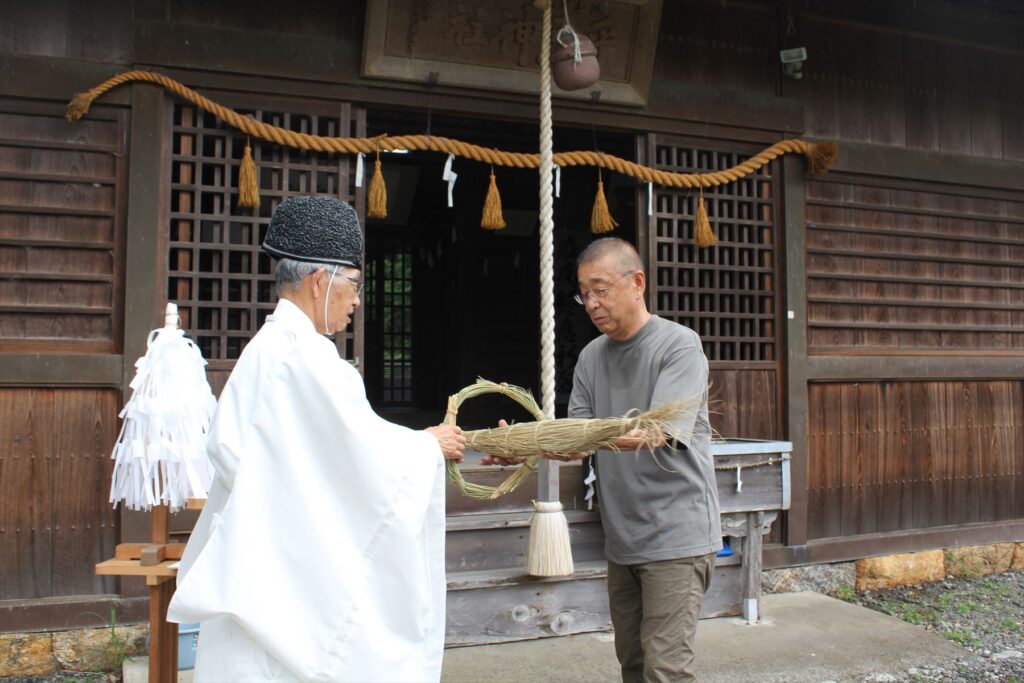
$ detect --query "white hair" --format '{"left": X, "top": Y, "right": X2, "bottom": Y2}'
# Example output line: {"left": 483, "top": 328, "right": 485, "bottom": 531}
{"left": 275, "top": 258, "right": 342, "bottom": 296}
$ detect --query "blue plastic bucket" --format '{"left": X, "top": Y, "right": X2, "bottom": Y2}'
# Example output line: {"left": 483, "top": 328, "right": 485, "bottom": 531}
{"left": 177, "top": 623, "right": 200, "bottom": 670}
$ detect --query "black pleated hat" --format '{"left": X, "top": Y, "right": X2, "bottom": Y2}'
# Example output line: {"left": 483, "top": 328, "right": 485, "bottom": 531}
{"left": 262, "top": 195, "right": 363, "bottom": 269}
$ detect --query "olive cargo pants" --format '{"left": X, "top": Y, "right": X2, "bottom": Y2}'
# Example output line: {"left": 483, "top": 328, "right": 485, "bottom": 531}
{"left": 607, "top": 553, "right": 716, "bottom": 683}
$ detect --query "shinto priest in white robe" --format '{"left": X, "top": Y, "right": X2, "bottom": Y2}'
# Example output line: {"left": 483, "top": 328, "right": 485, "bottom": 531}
{"left": 168, "top": 297, "right": 447, "bottom": 682}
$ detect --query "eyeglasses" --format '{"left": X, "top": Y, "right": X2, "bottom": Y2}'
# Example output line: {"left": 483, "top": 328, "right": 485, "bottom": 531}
{"left": 574, "top": 271, "right": 634, "bottom": 305}
{"left": 340, "top": 274, "right": 364, "bottom": 297}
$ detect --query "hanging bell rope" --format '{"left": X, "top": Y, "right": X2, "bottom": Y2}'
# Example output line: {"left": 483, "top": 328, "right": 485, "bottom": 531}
{"left": 65, "top": 71, "right": 838, "bottom": 192}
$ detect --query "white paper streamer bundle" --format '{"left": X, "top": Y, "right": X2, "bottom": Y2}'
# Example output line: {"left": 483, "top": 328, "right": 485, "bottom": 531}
{"left": 109, "top": 303, "right": 217, "bottom": 512}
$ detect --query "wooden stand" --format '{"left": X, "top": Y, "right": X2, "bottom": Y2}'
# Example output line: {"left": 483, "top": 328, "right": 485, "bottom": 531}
{"left": 95, "top": 504, "right": 185, "bottom": 683}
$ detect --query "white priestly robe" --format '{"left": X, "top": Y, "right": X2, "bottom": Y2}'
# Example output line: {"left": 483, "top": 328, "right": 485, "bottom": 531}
{"left": 168, "top": 298, "right": 447, "bottom": 682}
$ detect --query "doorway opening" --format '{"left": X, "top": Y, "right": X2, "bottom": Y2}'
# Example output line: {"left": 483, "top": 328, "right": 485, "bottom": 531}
{"left": 362, "top": 109, "right": 635, "bottom": 431}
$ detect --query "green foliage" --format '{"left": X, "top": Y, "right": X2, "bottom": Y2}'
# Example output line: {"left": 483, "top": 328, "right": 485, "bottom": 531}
{"left": 1000, "top": 617, "right": 1022, "bottom": 633}
{"left": 832, "top": 582, "right": 858, "bottom": 603}
{"left": 944, "top": 626, "right": 981, "bottom": 648}
{"left": 900, "top": 608, "right": 927, "bottom": 625}
{"left": 878, "top": 599, "right": 901, "bottom": 617}
{"left": 78, "top": 603, "right": 134, "bottom": 673}
{"left": 955, "top": 598, "right": 980, "bottom": 614}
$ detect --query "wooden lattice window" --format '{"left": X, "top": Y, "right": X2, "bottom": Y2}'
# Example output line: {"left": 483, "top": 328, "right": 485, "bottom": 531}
{"left": 646, "top": 136, "right": 778, "bottom": 362}
{"left": 366, "top": 241, "right": 413, "bottom": 406}
{"left": 168, "top": 99, "right": 361, "bottom": 365}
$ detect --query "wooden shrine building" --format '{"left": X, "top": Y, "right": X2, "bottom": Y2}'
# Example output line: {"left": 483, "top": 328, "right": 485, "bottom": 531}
{"left": 1, "top": 0, "right": 1022, "bottom": 642}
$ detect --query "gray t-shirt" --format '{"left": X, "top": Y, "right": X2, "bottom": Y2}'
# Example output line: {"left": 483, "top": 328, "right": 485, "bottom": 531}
{"left": 569, "top": 315, "right": 722, "bottom": 564}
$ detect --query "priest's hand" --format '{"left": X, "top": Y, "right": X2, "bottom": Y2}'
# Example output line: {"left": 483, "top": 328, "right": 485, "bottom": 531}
{"left": 425, "top": 424, "right": 466, "bottom": 463}
{"left": 479, "top": 419, "right": 530, "bottom": 466}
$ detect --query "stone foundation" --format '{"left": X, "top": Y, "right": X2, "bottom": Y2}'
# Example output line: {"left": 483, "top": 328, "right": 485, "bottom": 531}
{"left": 0, "top": 624, "right": 147, "bottom": 677}
{"left": 945, "top": 543, "right": 1015, "bottom": 578}
{"left": 762, "top": 542, "right": 1024, "bottom": 597}
{"left": 855, "top": 550, "right": 945, "bottom": 591}
{"left": 763, "top": 561, "right": 856, "bottom": 595}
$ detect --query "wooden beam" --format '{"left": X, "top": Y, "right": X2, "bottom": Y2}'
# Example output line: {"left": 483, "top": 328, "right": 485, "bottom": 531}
{"left": 764, "top": 519, "right": 1024, "bottom": 568}
{"left": 0, "top": 54, "right": 130, "bottom": 103}
{"left": 0, "top": 354, "right": 122, "bottom": 387}
{"left": 828, "top": 141, "right": 1024, "bottom": 193}
{"left": 0, "top": 595, "right": 148, "bottom": 634}
{"left": 119, "top": 83, "right": 169, "bottom": 561}
{"left": 801, "top": 0, "right": 1024, "bottom": 56}
{"left": 781, "top": 155, "right": 809, "bottom": 547}
{"left": 141, "top": 63, "right": 800, "bottom": 145}
{"left": 806, "top": 356, "right": 1024, "bottom": 382}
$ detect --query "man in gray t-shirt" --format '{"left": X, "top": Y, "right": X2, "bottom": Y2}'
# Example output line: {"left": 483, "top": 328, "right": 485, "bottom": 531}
{"left": 482, "top": 238, "right": 720, "bottom": 682}
{"left": 568, "top": 238, "right": 720, "bottom": 683}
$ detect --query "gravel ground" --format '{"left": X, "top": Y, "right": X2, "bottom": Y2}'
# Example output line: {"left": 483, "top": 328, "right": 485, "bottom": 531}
{"left": 840, "top": 569, "right": 1024, "bottom": 682}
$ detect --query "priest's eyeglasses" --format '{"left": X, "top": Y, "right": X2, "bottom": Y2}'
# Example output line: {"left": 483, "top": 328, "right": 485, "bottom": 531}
{"left": 341, "top": 274, "right": 365, "bottom": 297}
{"left": 574, "top": 271, "right": 634, "bottom": 305}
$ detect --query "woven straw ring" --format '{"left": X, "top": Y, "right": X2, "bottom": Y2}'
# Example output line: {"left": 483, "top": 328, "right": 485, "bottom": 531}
{"left": 444, "top": 379, "right": 548, "bottom": 501}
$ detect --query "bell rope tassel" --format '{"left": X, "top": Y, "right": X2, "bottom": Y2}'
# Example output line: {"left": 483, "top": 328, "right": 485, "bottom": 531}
{"left": 694, "top": 190, "right": 716, "bottom": 248}
{"left": 590, "top": 175, "right": 618, "bottom": 234}
{"left": 368, "top": 154, "right": 388, "bottom": 219}
{"left": 526, "top": 500, "right": 574, "bottom": 577}
{"left": 481, "top": 168, "right": 506, "bottom": 230}
{"left": 238, "top": 140, "right": 260, "bottom": 208}
{"left": 806, "top": 141, "right": 838, "bottom": 177}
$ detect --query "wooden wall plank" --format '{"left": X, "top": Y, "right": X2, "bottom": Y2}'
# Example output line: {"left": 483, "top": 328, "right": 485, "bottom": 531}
{"left": 0, "top": 389, "right": 54, "bottom": 600}
{"left": 50, "top": 389, "right": 118, "bottom": 596}
{"left": 806, "top": 173, "right": 1024, "bottom": 354}
{"left": 0, "top": 98, "right": 125, "bottom": 353}
{"left": 1, "top": 389, "right": 120, "bottom": 601}
{"left": 807, "top": 380, "right": 1024, "bottom": 541}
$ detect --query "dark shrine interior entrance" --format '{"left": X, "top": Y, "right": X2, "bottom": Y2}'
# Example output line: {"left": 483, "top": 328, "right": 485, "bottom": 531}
{"left": 361, "top": 109, "right": 635, "bottom": 432}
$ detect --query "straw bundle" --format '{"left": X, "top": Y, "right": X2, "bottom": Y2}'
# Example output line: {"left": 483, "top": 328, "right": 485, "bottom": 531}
{"left": 445, "top": 379, "right": 701, "bottom": 500}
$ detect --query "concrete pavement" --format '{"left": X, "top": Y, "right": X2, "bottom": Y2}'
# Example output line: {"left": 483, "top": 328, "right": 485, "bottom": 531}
{"left": 125, "top": 592, "right": 968, "bottom": 683}
{"left": 441, "top": 592, "right": 969, "bottom": 683}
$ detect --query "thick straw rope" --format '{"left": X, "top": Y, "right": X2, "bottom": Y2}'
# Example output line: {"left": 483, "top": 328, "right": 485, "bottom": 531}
{"left": 66, "top": 71, "right": 837, "bottom": 187}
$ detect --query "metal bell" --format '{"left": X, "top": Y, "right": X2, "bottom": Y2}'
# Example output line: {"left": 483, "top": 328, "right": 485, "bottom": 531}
{"left": 551, "top": 33, "right": 600, "bottom": 91}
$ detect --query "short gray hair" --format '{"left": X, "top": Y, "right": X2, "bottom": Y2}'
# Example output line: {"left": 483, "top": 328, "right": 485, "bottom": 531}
{"left": 577, "top": 237, "right": 645, "bottom": 273}
{"left": 275, "top": 258, "right": 341, "bottom": 296}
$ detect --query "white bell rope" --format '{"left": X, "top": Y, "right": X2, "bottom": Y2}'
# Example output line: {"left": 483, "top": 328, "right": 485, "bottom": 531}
{"left": 527, "top": 0, "right": 574, "bottom": 578}
{"left": 109, "top": 303, "right": 217, "bottom": 512}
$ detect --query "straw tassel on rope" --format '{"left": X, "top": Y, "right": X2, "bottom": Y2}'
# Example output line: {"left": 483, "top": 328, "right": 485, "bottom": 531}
{"left": 694, "top": 188, "right": 716, "bottom": 248}
{"left": 368, "top": 151, "right": 387, "bottom": 219}
{"left": 481, "top": 167, "right": 506, "bottom": 230}
{"left": 238, "top": 140, "right": 260, "bottom": 208}
{"left": 591, "top": 169, "right": 618, "bottom": 234}
{"left": 805, "top": 141, "right": 838, "bottom": 176}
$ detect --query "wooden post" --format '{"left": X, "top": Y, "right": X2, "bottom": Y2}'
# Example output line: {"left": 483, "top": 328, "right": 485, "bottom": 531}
{"left": 781, "top": 155, "right": 809, "bottom": 548}
{"left": 147, "top": 576, "right": 178, "bottom": 683}
{"left": 741, "top": 512, "right": 764, "bottom": 623}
